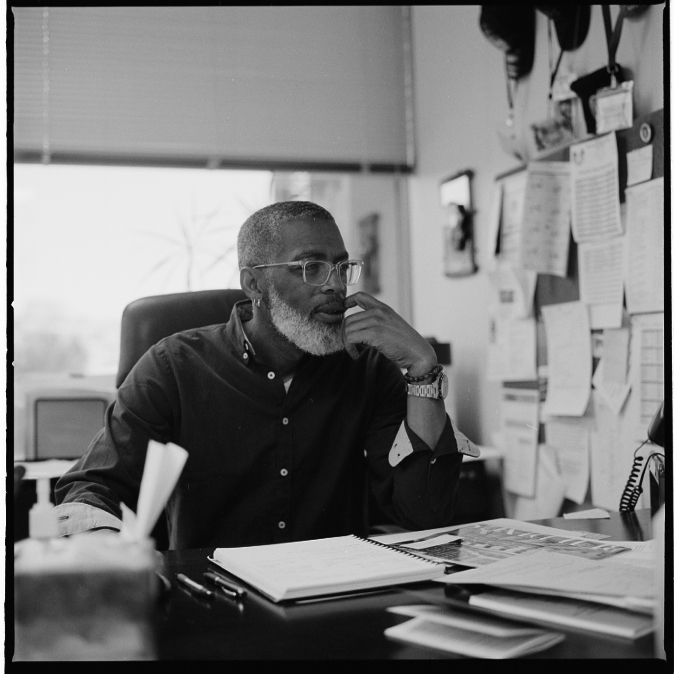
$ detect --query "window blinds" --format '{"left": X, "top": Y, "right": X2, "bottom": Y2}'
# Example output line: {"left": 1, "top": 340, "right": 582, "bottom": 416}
{"left": 12, "top": 6, "right": 412, "bottom": 171}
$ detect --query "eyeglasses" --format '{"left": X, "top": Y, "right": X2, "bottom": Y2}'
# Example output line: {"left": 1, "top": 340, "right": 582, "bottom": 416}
{"left": 252, "top": 259, "right": 364, "bottom": 286}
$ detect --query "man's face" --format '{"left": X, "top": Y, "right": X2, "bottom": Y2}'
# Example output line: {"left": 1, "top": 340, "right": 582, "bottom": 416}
{"left": 263, "top": 218, "right": 348, "bottom": 356}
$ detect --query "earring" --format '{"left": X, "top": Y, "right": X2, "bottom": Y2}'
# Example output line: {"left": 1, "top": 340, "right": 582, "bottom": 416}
{"left": 255, "top": 298, "right": 261, "bottom": 308}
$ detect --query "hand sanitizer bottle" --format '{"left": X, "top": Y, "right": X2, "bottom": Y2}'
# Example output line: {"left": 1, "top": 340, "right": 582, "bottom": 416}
{"left": 28, "top": 477, "right": 59, "bottom": 539}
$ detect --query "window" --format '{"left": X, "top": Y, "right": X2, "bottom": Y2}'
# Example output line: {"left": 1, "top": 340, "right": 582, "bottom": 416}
{"left": 13, "top": 164, "right": 349, "bottom": 378}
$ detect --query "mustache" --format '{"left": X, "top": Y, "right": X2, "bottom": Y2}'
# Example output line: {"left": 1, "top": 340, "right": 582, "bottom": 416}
{"left": 312, "top": 300, "right": 346, "bottom": 315}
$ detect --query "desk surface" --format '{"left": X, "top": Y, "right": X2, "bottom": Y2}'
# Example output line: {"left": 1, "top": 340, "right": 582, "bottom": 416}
{"left": 156, "top": 510, "right": 656, "bottom": 660}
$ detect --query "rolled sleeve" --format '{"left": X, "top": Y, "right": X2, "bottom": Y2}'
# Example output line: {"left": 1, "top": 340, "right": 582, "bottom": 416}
{"left": 54, "top": 502, "right": 123, "bottom": 537}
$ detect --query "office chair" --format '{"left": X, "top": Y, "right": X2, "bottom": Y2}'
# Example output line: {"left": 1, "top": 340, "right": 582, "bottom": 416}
{"left": 117, "top": 288, "right": 247, "bottom": 388}
{"left": 116, "top": 288, "right": 246, "bottom": 549}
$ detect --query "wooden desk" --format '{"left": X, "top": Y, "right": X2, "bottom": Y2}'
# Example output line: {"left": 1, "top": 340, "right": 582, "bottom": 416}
{"left": 156, "top": 510, "right": 658, "bottom": 660}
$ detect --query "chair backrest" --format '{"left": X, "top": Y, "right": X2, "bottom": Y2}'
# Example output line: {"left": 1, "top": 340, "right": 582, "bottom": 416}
{"left": 116, "top": 289, "right": 247, "bottom": 388}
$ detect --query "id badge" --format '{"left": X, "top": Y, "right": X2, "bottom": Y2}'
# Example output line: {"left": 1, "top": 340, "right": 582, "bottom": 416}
{"left": 592, "top": 80, "right": 634, "bottom": 134}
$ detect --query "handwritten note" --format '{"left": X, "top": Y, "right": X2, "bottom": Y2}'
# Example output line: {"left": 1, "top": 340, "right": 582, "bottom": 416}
{"left": 501, "top": 387, "right": 539, "bottom": 497}
{"left": 625, "top": 178, "right": 664, "bottom": 315}
{"left": 541, "top": 302, "right": 592, "bottom": 417}
{"left": 545, "top": 417, "right": 590, "bottom": 505}
{"left": 570, "top": 133, "right": 622, "bottom": 242}
{"left": 520, "top": 162, "right": 571, "bottom": 277}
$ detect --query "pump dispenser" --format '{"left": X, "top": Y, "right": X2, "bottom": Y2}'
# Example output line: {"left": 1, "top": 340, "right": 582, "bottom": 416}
{"left": 29, "top": 477, "right": 59, "bottom": 539}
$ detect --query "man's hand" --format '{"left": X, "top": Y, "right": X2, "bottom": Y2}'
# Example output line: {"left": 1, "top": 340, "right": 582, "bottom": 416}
{"left": 343, "top": 292, "right": 437, "bottom": 376}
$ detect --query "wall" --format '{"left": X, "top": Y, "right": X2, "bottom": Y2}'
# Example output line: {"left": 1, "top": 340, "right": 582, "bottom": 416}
{"left": 407, "top": 5, "right": 665, "bottom": 444}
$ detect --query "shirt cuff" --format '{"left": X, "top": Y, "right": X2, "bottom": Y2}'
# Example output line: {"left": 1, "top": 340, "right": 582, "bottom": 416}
{"left": 389, "top": 415, "right": 464, "bottom": 467}
{"left": 54, "top": 502, "right": 123, "bottom": 537}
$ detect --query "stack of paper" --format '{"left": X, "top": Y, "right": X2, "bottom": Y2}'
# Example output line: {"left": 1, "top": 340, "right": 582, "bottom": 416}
{"left": 443, "top": 549, "right": 654, "bottom": 639}
{"left": 384, "top": 605, "right": 565, "bottom": 658}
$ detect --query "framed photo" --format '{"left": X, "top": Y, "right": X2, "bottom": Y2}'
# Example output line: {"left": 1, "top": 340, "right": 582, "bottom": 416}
{"left": 439, "top": 170, "right": 477, "bottom": 277}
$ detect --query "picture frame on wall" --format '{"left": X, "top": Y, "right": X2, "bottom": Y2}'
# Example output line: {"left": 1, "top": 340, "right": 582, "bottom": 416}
{"left": 440, "top": 170, "right": 478, "bottom": 277}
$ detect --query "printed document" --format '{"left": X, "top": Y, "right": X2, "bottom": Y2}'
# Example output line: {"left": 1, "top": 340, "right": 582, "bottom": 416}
{"left": 545, "top": 418, "right": 590, "bottom": 505}
{"left": 578, "top": 236, "right": 625, "bottom": 329}
{"left": 602, "top": 328, "right": 630, "bottom": 383}
{"left": 630, "top": 313, "right": 665, "bottom": 438}
{"left": 589, "top": 393, "right": 644, "bottom": 510}
{"left": 405, "top": 520, "right": 629, "bottom": 568}
{"left": 541, "top": 302, "right": 592, "bottom": 417}
{"left": 445, "top": 549, "right": 653, "bottom": 599}
{"left": 500, "top": 387, "right": 539, "bottom": 497}
{"left": 625, "top": 178, "right": 665, "bottom": 314}
{"left": 488, "top": 261, "right": 536, "bottom": 320}
{"left": 486, "top": 314, "right": 538, "bottom": 382}
{"left": 512, "top": 444, "right": 566, "bottom": 521}
{"left": 570, "top": 132, "right": 622, "bottom": 242}
{"left": 592, "top": 358, "right": 631, "bottom": 416}
{"left": 519, "top": 162, "right": 571, "bottom": 277}
{"left": 499, "top": 170, "right": 528, "bottom": 264}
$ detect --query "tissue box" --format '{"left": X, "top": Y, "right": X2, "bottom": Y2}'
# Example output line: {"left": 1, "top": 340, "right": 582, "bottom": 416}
{"left": 14, "top": 532, "right": 159, "bottom": 661}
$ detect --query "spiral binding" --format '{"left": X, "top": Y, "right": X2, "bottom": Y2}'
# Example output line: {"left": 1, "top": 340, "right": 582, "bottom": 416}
{"left": 357, "top": 535, "right": 445, "bottom": 568}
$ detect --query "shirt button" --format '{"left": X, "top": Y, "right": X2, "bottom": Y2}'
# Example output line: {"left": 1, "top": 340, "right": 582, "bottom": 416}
{"left": 280, "top": 468, "right": 288, "bottom": 477}
{"left": 278, "top": 521, "right": 286, "bottom": 529}
{"left": 282, "top": 417, "right": 289, "bottom": 425}
{"left": 268, "top": 372, "right": 275, "bottom": 380}
{"left": 430, "top": 458, "right": 437, "bottom": 464}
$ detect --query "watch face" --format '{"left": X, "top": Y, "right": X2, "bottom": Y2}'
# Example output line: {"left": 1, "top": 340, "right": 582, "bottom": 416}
{"left": 440, "top": 373, "right": 449, "bottom": 399}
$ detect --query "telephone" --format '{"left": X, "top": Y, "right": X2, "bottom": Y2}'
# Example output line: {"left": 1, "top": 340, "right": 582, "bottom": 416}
{"left": 619, "top": 401, "right": 667, "bottom": 513}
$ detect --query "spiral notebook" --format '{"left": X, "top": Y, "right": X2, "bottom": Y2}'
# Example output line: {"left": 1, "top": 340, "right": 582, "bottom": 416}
{"left": 209, "top": 535, "right": 446, "bottom": 602}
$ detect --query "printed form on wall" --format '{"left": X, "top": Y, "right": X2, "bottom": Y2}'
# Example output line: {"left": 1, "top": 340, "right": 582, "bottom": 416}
{"left": 512, "top": 444, "right": 566, "bottom": 521}
{"left": 500, "top": 387, "right": 539, "bottom": 498}
{"left": 499, "top": 170, "right": 528, "bottom": 265}
{"left": 541, "top": 301, "right": 592, "bottom": 417}
{"left": 569, "top": 132, "right": 622, "bottom": 243}
{"left": 578, "top": 236, "right": 625, "bottom": 329}
{"left": 590, "top": 392, "right": 647, "bottom": 511}
{"left": 519, "top": 162, "right": 571, "bottom": 277}
{"left": 488, "top": 262, "right": 537, "bottom": 320}
{"left": 625, "top": 177, "right": 664, "bottom": 315}
{"left": 545, "top": 417, "right": 590, "bottom": 505}
{"left": 630, "top": 312, "right": 665, "bottom": 440}
{"left": 486, "top": 313, "right": 538, "bottom": 383}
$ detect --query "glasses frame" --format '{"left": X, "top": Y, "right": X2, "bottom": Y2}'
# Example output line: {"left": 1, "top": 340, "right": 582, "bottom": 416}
{"left": 252, "top": 259, "right": 364, "bottom": 286}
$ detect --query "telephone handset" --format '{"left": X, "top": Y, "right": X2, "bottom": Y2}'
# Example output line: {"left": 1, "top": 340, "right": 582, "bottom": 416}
{"left": 647, "top": 400, "right": 666, "bottom": 447}
{"left": 619, "top": 400, "right": 667, "bottom": 513}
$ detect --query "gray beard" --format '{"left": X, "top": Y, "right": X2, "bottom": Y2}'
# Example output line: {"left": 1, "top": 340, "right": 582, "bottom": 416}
{"left": 267, "top": 284, "right": 344, "bottom": 356}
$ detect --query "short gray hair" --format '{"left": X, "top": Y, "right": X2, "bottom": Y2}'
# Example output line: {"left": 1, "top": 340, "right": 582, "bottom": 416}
{"left": 237, "top": 201, "right": 335, "bottom": 269}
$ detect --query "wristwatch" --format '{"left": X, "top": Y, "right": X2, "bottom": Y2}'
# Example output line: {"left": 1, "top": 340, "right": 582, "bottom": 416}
{"left": 407, "top": 370, "right": 448, "bottom": 400}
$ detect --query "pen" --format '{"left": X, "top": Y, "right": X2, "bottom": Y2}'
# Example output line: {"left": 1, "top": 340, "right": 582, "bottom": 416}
{"left": 203, "top": 572, "right": 247, "bottom": 599}
{"left": 176, "top": 573, "right": 215, "bottom": 599}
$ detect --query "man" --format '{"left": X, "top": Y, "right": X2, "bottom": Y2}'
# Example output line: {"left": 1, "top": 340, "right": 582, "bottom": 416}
{"left": 55, "top": 201, "right": 473, "bottom": 549}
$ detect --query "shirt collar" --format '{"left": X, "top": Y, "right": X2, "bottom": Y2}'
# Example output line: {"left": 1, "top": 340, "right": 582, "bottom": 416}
{"left": 228, "top": 299, "right": 257, "bottom": 363}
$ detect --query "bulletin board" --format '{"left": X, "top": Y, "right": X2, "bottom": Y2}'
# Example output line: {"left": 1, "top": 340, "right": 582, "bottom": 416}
{"left": 533, "top": 108, "right": 665, "bottom": 315}
{"left": 490, "top": 107, "right": 666, "bottom": 516}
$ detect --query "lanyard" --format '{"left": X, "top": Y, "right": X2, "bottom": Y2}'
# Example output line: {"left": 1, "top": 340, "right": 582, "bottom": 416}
{"left": 601, "top": 5, "right": 626, "bottom": 84}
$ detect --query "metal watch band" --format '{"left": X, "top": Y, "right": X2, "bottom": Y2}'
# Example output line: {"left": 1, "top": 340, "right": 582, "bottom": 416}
{"left": 406, "top": 371, "right": 448, "bottom": 400}
{"left": 407, "top": 382, "right": 439, "bottom": 398}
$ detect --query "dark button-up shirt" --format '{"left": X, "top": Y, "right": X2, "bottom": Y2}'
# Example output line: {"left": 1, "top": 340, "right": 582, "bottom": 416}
{"left": 55, "top": 301, "right": 463, "bottom": 549}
